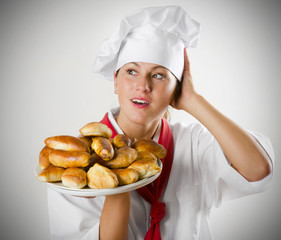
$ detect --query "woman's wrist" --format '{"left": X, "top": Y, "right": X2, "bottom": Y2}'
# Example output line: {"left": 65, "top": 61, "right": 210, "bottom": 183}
{"left": 105, "top": 192, "right": 130, "bottom": 201}
{"left": 182, "top": 92, "right": 203, "bottom": 116}
{"left": 100, "top": 192, "right": 131, "bottom": 240}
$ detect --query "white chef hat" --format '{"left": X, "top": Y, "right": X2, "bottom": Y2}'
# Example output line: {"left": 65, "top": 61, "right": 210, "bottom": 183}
{"left": 92, "top": 5, "right": 200, "bottom": 81}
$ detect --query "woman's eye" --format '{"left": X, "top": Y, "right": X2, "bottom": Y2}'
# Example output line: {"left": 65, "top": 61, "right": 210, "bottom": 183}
{"left": 152, "top": 73, "right": 165, "bottom": 79}
{"left": 127, "top": 69, "right": 137, "bottom": 75}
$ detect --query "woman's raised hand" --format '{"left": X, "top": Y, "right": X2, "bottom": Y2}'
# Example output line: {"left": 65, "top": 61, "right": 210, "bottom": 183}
{"left": 170, "top": 48, "right": 197, "bottom": 113}
{"left": 171, "top": 49, "right": 271, "bottom": 182}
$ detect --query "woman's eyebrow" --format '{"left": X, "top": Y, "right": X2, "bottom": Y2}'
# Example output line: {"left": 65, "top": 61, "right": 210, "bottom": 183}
{"left": 151, "top": 66, "right": 167, "bottom": 70}
{"left": 127, "top": 62, "right": 140, "bottom": 67}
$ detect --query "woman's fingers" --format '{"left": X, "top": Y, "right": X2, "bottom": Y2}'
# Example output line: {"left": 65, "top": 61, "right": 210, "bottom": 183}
{"left": 183, "top": 47, "right": 191, "bottom": 77}
{"left": 74, "top": 196, "right": 96, "bottom": 198}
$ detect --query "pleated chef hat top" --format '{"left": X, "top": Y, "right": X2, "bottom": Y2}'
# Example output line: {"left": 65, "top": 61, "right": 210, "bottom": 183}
{"left": 92, "top": 5, "right": 200, "bottom": 81}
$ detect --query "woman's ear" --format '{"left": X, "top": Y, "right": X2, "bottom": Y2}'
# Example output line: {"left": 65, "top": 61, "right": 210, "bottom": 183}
{"left": 113, "top": 71, "right": 118, "bottom": 94}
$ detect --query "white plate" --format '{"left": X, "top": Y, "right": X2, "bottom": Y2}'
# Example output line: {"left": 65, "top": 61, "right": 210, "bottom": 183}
{"left": 35, "top": 160, "right": 162, "bottom": 197}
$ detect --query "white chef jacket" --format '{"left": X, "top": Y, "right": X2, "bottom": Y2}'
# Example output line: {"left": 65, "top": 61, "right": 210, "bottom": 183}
{"left": 48, "top": 108, "right": 274, "bottom": 240}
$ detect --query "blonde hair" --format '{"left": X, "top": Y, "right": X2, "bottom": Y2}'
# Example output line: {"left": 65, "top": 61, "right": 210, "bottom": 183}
{"left": 164, "top": 108, "right": 171, "bottom": 121}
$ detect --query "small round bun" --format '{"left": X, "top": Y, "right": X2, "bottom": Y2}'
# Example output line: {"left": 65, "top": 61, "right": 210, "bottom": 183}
{"left": 62, "top": 168, "right": 87, "bottom": 189}
{"left": 111, "top": 168, "right": 139, "bottom": 185}
{"left": 113, "top": 134, "right": 132, "bottom": 148}
{"left": 79, "top": 122, "right": 112, "bottom": 138}
{"left": 128, "top": 159, "right": 161, "bottom": 179}
{"left": 87, "top": 163, "right": 118, "bottom": 189}
{"left": 37, "top": 164, "right": 65, "bottom": 182}
{"left": 49, "top": 149, "right": 91, "bottom": 168}
{"left": 39, "top": 146, "right": 51, "bottom": 169}
{"left": 104, "top": 147, "right": 137, "bottom": 168}
{"left": 91, "top": 137, "right": 114, "bottom": 161}
{"left": 133, "top": 139, "right": 167, "bottom": 159}
{"left": 135, "top": 151, "right": 157, "bottom": 162}
{"left": 45, "top": 135, "right": 89, "bottom": 152}
{"left": 78, "top": 135, "right": 92, "bottom": 153}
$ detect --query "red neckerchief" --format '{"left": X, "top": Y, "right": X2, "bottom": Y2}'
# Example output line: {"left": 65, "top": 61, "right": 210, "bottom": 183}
{"left": 100, "top": 113, "right": 174, "bottom": 240}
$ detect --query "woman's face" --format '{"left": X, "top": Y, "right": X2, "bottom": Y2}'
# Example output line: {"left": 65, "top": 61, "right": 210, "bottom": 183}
{"left": 114, "top": 62, "right": 177, "bottom": 126}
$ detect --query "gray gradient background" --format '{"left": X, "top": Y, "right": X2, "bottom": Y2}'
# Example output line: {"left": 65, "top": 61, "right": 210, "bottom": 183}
{"left": 0, "top": 0, "right": 280, "bottom": 239}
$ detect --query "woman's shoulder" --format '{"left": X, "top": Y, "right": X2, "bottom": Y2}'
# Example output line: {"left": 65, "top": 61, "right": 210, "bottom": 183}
{"left": 169, "top": 120, "right": 207, "bottom": 137}
{"left": 169, "top": 120, "right": 216, "bottom": 148}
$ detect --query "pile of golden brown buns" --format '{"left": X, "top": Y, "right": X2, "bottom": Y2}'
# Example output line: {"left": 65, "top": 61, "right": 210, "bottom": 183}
{"left": 37, "top": 122, "right": 166, "bottom": 189}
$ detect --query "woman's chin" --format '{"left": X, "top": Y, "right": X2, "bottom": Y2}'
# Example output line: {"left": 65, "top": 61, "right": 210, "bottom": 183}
{"left": 129, "top": 114, "right": 151, "bottom": 125}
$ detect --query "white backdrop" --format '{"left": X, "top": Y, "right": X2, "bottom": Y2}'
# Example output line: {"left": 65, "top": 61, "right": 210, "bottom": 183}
{"left": 0, "top": 0, "right": 280, "bottom": 239}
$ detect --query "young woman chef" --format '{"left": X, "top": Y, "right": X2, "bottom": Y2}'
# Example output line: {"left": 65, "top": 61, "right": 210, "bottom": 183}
{"left": 47, "top": 6, "right": 274, "bottom": 240}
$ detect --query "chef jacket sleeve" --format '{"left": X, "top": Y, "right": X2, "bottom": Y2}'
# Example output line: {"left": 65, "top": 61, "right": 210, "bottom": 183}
{"left": 196, "top": 124, "right": 274, "bottom": 208}
{"left": 47, "top": 188, "right": 104, "bottom": 240}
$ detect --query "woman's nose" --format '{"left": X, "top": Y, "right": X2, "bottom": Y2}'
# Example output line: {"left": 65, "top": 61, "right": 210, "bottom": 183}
{"left": 136, "top": 75, "right": 151, "bottom": 92}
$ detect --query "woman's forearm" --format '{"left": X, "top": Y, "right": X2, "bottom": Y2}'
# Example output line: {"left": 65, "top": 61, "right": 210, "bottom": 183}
{"left": 185, "top": 94, "right": 271, "bottom": 182}
{"left": 99, "top": 192, "right": 131, "bottom": 240}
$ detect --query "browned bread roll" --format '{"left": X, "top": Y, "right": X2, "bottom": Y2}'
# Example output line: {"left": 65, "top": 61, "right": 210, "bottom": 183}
{"left": 61, "top": 167, "right": 87, "bottom": 189}
{"left": 39, "top": 146, "right": 51, "bottom": 169}
{"left": 91, "top": 137, "right": 114, "bottom": 161}
{"left": 87, "top": 163, "right": 118, "bottom": 189}
{"left": 113, "top": 134, "right": 132, "bottom": 148}
{"left": 133, "top": 139, "right": 167, "bottom": 159}
{"left": 49, "top": 149, "right": 91, "bottom": 168}
{"left": 45, "top": 135, "right": 89, "bottom": 152}
{"left": 90, "top": 152, "right": 107, "bottom": 167}
{"left": 135, "top": 151, "right": 157, "bottom": 162}
{"left": 130, "top": 137, "right": 137, "bottom": 146}
{"left": 37, "top": 164, "right": 65, "bottom": 182}
{"left": 78, "top": 135, "right": 92, "bottom": 153}
{"left": 79, "top": 122, "right": 112, "bottom": 138}
{"left": 104, "top": 147, "right": 137, "bottom": 169}
{"left": 128, "top": 159, "right": 161, "bottom": 179}
{"left": 111, "top": 169, "right": 139, "bottom": 185}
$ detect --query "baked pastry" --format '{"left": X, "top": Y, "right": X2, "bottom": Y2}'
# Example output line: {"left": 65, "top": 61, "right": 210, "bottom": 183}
{"left": 87, "top": 163, "right": 118, "bottom": 189}
{"left": 79, "top": 122, "right": 112, "bottom": 138}
{"left": 45, "top": 135, "right": 89, "bottom": 152}
{"left": 39, "top": 146, "right": 51, "bottom": 169}
{"left": 37, "top": 164, "right": 65, "bottom": 182}
{"left": 91, "top": 137, "right": 114, "bottom": 161}
{"left": 49, "top": 149, "right": 91, "bottom": 168}
{"left": 90, "top": 152, "right": 107, "bottom": 167}
{"left": 112, "top": 168, "right": 139, "bottom": 185}
{"left": 61, "top": 167, "right": 87, "bottom": 189}
{"left": 78, "top": 135, "right": 92, "bottom": 153}
{"left": 133, "top": 139, "right": 167, "bottom": 159}
{"left": 104, "top": 147, "right": 137, "bottom": 169}
{"left": 135, "top": 151, "right": 157, "bottom": 162}
{"left": 113, "top": 134, "right": 132, "bottom": 148}
{"left": 127, "top": 159, "right": 161, "bottom": 179}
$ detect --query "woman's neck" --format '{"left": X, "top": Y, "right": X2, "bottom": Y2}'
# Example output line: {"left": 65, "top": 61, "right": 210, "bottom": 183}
{"left": 115, "top": 113, "right": 161, "bottom": 140}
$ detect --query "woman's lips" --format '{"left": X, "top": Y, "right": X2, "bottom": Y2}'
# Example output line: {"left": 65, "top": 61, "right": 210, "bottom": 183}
{"left": 131, "top": 97, "right": 150, "bottom": 108}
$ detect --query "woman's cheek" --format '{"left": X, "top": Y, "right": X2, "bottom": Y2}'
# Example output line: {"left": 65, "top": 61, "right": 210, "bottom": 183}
{"left": 164, "top": 84, "right": 176, "bottom": 98}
